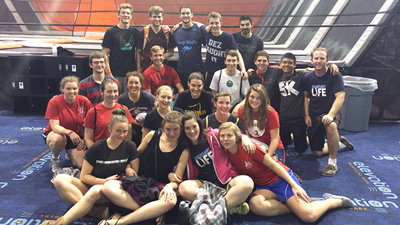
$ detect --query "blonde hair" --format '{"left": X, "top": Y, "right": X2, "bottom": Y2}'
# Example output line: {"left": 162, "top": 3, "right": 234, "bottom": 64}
{"left": 150, "top": 45, "right": 165, "bottom": 56}
{"left": 154, "top": 85, "right": 173, "bottom": 108}
{"left": 118, "top": 3, "right": 132, "bottom": 14}
{"left": 208, "top": 12, "right": 222, "bottom": 23}
{"left": 311, "top": 47, "right": 328, "bottom": 59}
{"left": 60, "top": 76, "right": 79, "bottom": 92}
{"left": 148, "top": 6, "right": 164, "bottom": 17}
{"left": 218, "top": 122, "right": 242, "bottom": 144}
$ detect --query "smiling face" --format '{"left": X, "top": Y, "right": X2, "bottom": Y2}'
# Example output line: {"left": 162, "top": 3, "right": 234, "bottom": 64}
{"left": 214, "top": 96, "right": 231, "bottom": 115}
{"left": 127, "top": 76, "right": 142, "bottom": 95}
{"left": 280, "top": 57, "right": 295, "bottom": 75}
{"left": 188, "top": 79, "right": 203, "bottom": 99}
{"left": 102, "top": 82, "right": 119, "bottom": 105}
{"left": 208, "top": 17, "right": 221, "bottom": 34}
{"left": 163, "top": 122, "right": 181, "bottom": 140}
{"left": 62, "top": 82, "right": 79, "bottom": 103}
{"left": 118, "top": 8, "right": 132, "bottom": 25}
{"left": 311, "top": 50, "right": 328, "bottom": 72}
{"left": 156, "top": 89, "right": 173, "bottom": 109}
{"left": 150, "top": 49, "right": 164, "bottom": 66}
{"left": 225, "top": 55, "right": 239, "bottom": 71}
{"left": 90, "top": 58, "right": 105, "bottom": 74}
{"left": 219, "top": 128, "right": 237, "bottom": 151}
{"left": 109, "top": 122, "right": 129, "bottom": 142}
{"left": 240, "top": 19, "right": 252, "bottom": 36}
{"left": 255, "top": 55, "right": 269, "bottom": 73}
{"left": 179, "top": 8, "right": 193, "bottom": 24}
{"left": 248, "top": 90, "right": 261, "bottom": 110}
{"left": 150, "top": 13, "right": 163, "bottom": 28}
{"left": 184, "top": 118, "right": 200, "bottom": 144}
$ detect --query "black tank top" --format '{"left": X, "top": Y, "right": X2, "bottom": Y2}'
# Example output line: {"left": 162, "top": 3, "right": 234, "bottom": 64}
{"left": 139, "top": 131, "right": 185, "bottom": 184}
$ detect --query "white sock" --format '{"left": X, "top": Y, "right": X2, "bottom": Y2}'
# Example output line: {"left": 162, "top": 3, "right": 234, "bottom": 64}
{"left": 328, "top": 158, "right": 337, "bottom": 166}
{"left": 339, "top": 141, "right": 346, "bottom": 149}
{"left": 52, "top": 154, "right": 60, "bottom": 159}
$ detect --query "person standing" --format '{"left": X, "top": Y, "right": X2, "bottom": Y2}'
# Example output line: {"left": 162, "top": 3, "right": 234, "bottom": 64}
{"left": 102, "top": 3, "right": 139, "bottom": 93}
{"left": 173, "top": 5, "right": 205, "bottom": 90}
{"left": 233, "top": 15, "right": 264, "bottom": 71}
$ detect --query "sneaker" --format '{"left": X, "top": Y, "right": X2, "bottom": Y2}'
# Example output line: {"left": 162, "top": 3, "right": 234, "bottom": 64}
{"left": 64, "top": 152, "right": 71, "bottom": 161}
{"left": 323, "top": 193, "right": 353, "bottom": 208}
{"left": 340, "top": 136, "right": 354, "bottom": 150}
{"left": 322, "top": 164, "right": 338, "bottom": 176}
{"left": 50, "top": 158, "right": 62, "bottom": 172}
{"left": 228, "top": 202, "right": 249, "bottom": 215}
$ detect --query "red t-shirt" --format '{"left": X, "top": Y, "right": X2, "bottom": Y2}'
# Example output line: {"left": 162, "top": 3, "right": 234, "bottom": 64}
{"left": 142, "top": 64, "right": 181, "bottom": 95}
{"left": 83, "top": 103, "right": 134, "bottom": 142}
{"left": 44, "top": 95, "right": 92, "bottom": 136}
{"left": 228, "top": 144, "right": 289, "bottom": 186}
{"left": 238, "top": 106, "right": 284, "bottom": 149}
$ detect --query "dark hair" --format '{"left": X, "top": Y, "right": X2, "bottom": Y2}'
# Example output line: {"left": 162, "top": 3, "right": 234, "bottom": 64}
{"left": 89, "top": 51, "right": 105, "bottom": 64}
{"left": 182, "top": 112, "right": 207, "bottom": 145}
{"left": 239, "top": 15, "right": 252, "bottom": 25}
{"left": 125, "top": 71, "right": 143, "bottom": 86}
{"left": 225, "top": 50, "right": 239, "bottom": 61}
{"left": 179, "top": 5, "right": 192, "bottom": 13}
{"left": 149, "top": 5, "right": 164, "bottom": 17}
{"left": 255, "top": 50, "right": 269, "bottom": 61}
{"left": 100, "top": 78, "right": 118, "bottom": 93}
{"left": 188, "top": 72, "right": 204, "bottom": 84}
{"left": 212, "top": 91, "right": 231, "bottom": 112}
{"left": 242, "top": 84, "right": 270, "bottom": 129}
{"left": 281, "top": 52, "right": 296, "bottom": 64}
{"left": 109, "top": 107, "right": 128, "bottom": 129}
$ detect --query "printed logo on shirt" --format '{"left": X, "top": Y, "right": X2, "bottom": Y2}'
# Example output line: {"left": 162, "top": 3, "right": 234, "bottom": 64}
{"left": 226, "top": 80, "right": 233, "bottom": 87}
{"left": 194, "top": 147, "right": 213, "bottom": 167}
{"left": 247, "top": 120, "right": 265, "bottom": 137}
{"left": 187, "top": 103, "right": 207, "bottom": 116}
{"left": 119, "top": 35, "right": 135, "bottom": 51}
{"left": 238, "top": 44, "right": 256, "bottom": 53}
{"left": 181, "top": 46, "right": 193, "bottom": 54}
{"left": 206, "top": 39, "right": 224, "bottom": 64}
{"left": 311, "top": 85, "right": 327, "bottom": 97}
{"left": 279, "top": 80, "right": 299, "bottom": 97}
{"left": 244, "top": 161, "right": 253, "bottom": 170}
{"left": 96, "top": 158, "right": 128, "bottom": 165}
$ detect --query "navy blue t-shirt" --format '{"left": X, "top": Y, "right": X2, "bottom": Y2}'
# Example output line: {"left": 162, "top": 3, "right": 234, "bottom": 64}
{"left": 202, "top": 113, "right": 246, "bottom": 134}
{"left": 190, "top": 141, "right": 221, "bottom": 186}
{"left": 143, "top": 107, "right": 184, "bottom": 132}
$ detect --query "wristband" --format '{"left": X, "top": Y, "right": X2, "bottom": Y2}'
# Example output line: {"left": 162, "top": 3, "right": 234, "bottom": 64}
{"left": 68, "top": 130, "right": 74, "bottom": 136}
{"left": 105, "top": 71, "right": 112, "bottom": 75}
{"left": 106, "top": 178, "right": 110, "bottom": 182}
{"left": 305, "top": 114, "right": 309, "bottom": 117}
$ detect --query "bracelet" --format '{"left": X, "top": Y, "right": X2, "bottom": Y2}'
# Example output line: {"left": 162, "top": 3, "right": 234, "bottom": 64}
{"left": 106, "top": 178, "right": 110, "bottom": 182}
{"left": 305, "top": 114, "right": 309, "bottom": 117}
{"left": 68, "top": 130, "right": 74, "bottom": 136}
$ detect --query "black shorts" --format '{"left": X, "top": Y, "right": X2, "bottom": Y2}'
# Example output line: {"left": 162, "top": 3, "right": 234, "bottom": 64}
{"left": 280, "top": 117, "right": 308, "bottom": 152}
{"left": 42, "top": 130, "right": 79, "bottom": 151}
{"left": 307, "top": 114, "right": 341, "bottom": 151}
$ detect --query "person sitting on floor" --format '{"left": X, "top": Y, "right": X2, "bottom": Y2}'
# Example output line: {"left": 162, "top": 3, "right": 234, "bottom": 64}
{"left": 83, "top": 78, "right": 133, "bottom": 149}
{"left": 42, "top": 107, "right": 139, "bottom": 224}
{"left": 43, "top": 76, "right": 92, "bottom": 173}
{"left": 218, "top": 122, "right": 352, "bottom": 223}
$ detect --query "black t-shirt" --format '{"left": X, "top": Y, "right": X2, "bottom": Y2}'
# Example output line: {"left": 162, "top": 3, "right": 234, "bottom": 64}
{"left": 202, "top": 113, "right": 246, "bottom": 134}
{"left": 102, "top": 25, "right": 139, "bottom": 77}
{"left": 143, "top": 107, "right": 184, "bottom": 132}
{"left": 174, "top": 90, "right": 214, "bottom": 119}
{"left": 279, "top": 70, "right": 307, "bottom": 119}
{"left": 249, "top": 67, "right": 283, "bottom": 114}
{"left": 117, "top": 91, "right": 156, "bottom": 119}
{"left": 138, "top": 131, "right": 185, "bottom": 184}
{"left": 190, "top": 141, "right": 221, "bottom": 186}
{"left": 233, "top": 32, "right": 264, "bottom": 71}
{"left": 84, "top": 139, "right": 138, "bottom": 179}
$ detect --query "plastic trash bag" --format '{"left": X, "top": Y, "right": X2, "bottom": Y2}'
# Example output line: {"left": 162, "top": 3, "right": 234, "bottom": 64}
{"left": 342, "top": 76, "right": 378, "bottom": 92}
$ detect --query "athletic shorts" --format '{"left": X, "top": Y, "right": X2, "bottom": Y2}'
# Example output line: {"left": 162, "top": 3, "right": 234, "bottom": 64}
{"left": 42, "top": 130, "right": 79, "bottom": 151}
{"left": 307, "top": 114, "right": 341, "bottom": 151}
{"left": 256, "top": 170, "right": 301, "bottom": 202}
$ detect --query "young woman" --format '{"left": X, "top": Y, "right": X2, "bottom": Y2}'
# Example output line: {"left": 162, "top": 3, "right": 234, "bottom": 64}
{"left": 98, "top": 111, "right": 189, "bottom": 225}
{"left": 174, "top": 72, "right": 214, "bottom": 119}
{"left": 84, "top": 79, "right": 134, "bottom": 148}
{"left": 117, "top": 71, "right": 156, "bottom": 146}
{"left": 176, "top": 112, "right": 254, "bottom": 215}
{"left": 238, "top": 84, "right": 284, "bottom": 159}
{"left": 42, "top": 108, "right": 139, "bottom": 225}
{"left": 202, "top": 91, "right": 245, "bottom": 133}
{"left": 43, "top": 76, "right": 92, "bottom": 171}
{"left": 142, "top": 85, "right": 183, "bottom": 140}
{"left": 218, "top": 122, "right": 352, "bottom": 223}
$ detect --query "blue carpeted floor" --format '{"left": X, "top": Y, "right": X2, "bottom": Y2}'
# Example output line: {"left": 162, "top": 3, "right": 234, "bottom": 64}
{"left": 0, "top": 110, "right": 399, "bottom": 225}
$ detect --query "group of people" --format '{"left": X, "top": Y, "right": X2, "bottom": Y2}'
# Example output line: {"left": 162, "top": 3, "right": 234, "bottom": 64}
{"left": 40, "top": 3, "right": 356, "bottom": 225}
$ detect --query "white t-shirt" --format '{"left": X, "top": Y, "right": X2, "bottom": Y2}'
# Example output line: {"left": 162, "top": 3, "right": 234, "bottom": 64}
{"left": 210, "top": 69, "right": 250, "bottom": 108}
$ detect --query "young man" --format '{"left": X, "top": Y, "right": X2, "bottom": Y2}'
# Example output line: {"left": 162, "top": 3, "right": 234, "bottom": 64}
{"left": 210, "top": 50, "right": 250, "bottom": 110}
{"left": 233, "top": 15, "right": 264, "bottom": 71}
{"left": 102, "top": 3, "right": 138, "bottom": 92}
{"left": 137, "top": 6, "right": 176, "bottom": 73}
{"left": 173, "top": 5, "right": 205, "bottom": 90}
{"left": 303, "top": 47, "right": 346, "bottom": 177}
{"left": 79, "top": 51, "right": 119, "bottom": 105}
{"left": 201, "top": 12, "right": 247, "bottom": 91}
{"left": 142, "top": 45, "right": 184, "bottom": 95}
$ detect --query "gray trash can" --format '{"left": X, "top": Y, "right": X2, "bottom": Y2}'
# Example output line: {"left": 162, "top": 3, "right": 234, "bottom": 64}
{"left": 338, "top": 76, "right": 378, "bottom": 132}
